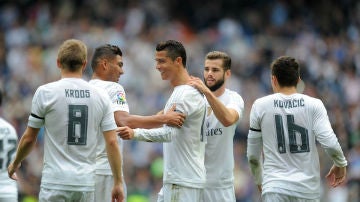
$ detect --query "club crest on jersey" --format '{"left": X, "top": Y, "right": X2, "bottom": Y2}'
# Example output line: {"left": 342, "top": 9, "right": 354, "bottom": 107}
{"left": 207, "top": 106, "right": 212, "bottom": 116}
{"left": 116, "top": 92, "right": 126, "bottom": 104}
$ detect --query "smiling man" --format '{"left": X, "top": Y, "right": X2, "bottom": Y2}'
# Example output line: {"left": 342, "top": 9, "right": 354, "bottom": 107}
{"left": 117, "top": 40, "right": 207, "bottom": 202}
{"left": 89, "top": 44, "right": 186, "bottom": 202}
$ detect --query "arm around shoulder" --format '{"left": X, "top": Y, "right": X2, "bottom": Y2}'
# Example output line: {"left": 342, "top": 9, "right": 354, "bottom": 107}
{"left": 204, "top": 90, "right": 242, "bottom": 127}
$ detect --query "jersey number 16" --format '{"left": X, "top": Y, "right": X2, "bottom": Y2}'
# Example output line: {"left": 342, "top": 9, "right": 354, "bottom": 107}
{"left": 275, "top": 114, "right": 309, "bottom": 154}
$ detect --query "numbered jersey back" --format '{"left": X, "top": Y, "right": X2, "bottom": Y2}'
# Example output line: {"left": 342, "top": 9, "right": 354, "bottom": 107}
{"left": 0, "top": 118, "right": 18, "bottom": 195}
{"left": 249, "top": 92, "right": 340, "bottom": 196}
{"left": 28, "top": 78, "right": 116, "bottom": 190}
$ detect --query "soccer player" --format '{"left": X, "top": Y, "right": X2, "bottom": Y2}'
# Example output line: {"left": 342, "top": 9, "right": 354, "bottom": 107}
{"left": 247, "top": 56, "right": 347, "bottom": 201}
{"left": 0, "top": 90, "right": 18, "bottom": 202}
{"left": 89, "top": 44, "right": 186, "bottom": 202}
{"left": 188, "top": 51, "right": 244, "bottom": 202}
{"left": 7, "top": 39, "right": 124, "bottom": 202}
{"left": 117, "top": 40, "right": 206, "bottom": 202}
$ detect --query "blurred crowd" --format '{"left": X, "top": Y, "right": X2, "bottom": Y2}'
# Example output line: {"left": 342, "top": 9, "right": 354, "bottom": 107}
{"left": 0, "top": 0, "right": 360, "bottom": 201}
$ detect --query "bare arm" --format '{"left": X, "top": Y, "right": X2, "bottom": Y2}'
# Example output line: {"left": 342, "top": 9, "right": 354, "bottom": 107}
{"left": 114, "top": 104, "right": 185, "bottom": 129}
{"left": 8, "top": 126, "right": 40, "bottom": 180}
{"left": 203, "top": 90, "right": 239, "bottom": 127}
{"left": 188, "top": 77, "right": 239, "bottom": 127}
{"left": 103, "top": 129, "right": 125, "bottom": 202}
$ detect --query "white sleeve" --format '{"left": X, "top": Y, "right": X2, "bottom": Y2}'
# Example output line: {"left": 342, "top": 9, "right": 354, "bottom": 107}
{"left": 247, "top": 136, "right": 263, "bottom": 185}
{"left": 100, "top": 94, "right": 118, "bottom": 132}
{"left": 28, "top": 86, "right": 45, "bottom": 128}
{"left": 247, "top": 102, "right": 263, "bottom": 185}
{"left": 313, "top": 99, "right": 347, "bottom": 167}
{"left": 109, "top": 83, "right": 129, "bottom": 113}
{"left": 133, "top": 126, "right": 176, "bottom": 142}
{"left": 227, "top": 92, "right": 244, "bottom": 119}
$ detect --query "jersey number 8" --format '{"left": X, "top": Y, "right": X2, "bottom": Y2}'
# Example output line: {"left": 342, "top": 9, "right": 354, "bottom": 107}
{"left": 67, "top": 105, "right": 88, "bottom": 145}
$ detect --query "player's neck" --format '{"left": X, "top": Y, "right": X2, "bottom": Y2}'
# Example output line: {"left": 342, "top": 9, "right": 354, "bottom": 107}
{"left": 212, "top": 85, "right": 226, "bottom": 97}
{"left": 61, "top": 71, "right": 83, "bottom": 79}
{"left": 277, "top": 86, "right": 297, "bottom": 95}
{"left": 91, "top": 74, "right": 102, "bottom": 80}
{"left": 170, "top": 70, "right": 190, "bottom": 87}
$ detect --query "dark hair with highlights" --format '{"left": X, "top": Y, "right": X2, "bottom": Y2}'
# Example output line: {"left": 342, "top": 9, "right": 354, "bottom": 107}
{"left": 91, "top": 44, "right": 122, "bottom": 71}
{"left": 156, "top": 40, "right": 187, "bottom": 67}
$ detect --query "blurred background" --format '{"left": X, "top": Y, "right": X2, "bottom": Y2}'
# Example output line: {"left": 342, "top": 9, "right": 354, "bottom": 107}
{"left": 0, "top": 0, "right": 359, "bottom": 201}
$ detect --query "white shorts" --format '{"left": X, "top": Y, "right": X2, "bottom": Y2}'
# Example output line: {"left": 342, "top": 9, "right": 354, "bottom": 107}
{"left": 157, "top": 184, "right": 203, "bottom": 202}
{"left": 202, "top": 186, "right": 235, "bottom": 202}
{"left": 95, "top": 174, "right": 127, "bottom": 202}
{"left": 262, "top": 192, "right": 320, "bottom": 202}
{"left": 39, "top": 187, "right": 94, "bottom": 202}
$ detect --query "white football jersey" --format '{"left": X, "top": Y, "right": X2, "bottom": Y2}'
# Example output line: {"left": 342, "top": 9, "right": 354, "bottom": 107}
{"left": 133, "top": 85, "right": 207, "bottom": 188}
{"left": 248, "top": 93, "right": 347, "bottom": 199}
{"left": 89, "top": 79, "right": 128, "bottom": 175}
{"left": 0, "top": 118, "right": 18, "bottom": 198}
{"left": 28, "top": 78, "right": 116, "bottom": 191}
{"left": 204, "top": 89, "right": 244, "bottom": 188}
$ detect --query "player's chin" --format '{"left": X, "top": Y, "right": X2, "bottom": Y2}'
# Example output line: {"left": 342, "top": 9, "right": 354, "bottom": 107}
{"left": 206, "top": 80, "right": 215, "bottom": 86}
{"left": 161, "top": 75, "right": 169, "bottom": 80}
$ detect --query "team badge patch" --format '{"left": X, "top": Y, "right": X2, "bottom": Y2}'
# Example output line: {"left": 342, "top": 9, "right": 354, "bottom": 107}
{"left": 116, "top": 91, "right": 126, "bottom": 105}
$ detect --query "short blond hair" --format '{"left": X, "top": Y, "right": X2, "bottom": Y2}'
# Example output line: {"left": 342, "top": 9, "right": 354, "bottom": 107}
{"left": 57, "top": 39, "right": 87, "bottom": 72}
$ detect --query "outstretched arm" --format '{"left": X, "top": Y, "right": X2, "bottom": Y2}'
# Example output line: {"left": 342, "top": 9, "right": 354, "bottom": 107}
{"left": 117, "top": 125, "right": 174, "bottom": 142}
{"left": 114, "top": 104, "right": 185, "bottom": 129}
{"left": 8, "top": 126, "right": 40, "bottom": 180}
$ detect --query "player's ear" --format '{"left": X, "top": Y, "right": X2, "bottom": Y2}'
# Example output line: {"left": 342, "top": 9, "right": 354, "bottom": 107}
{"left": 271, "top": 75, "right": 278, "bottom": 92}
{"left": 57, "top": 59, "right": 61, "bottom": 69}
{"left": 175, "top": 56, "right": 182, "bottom": 66}
{"left": 225, "top": 69, "right": 231, "bottom": 78}
{"left": 82, "top": 61, "right": 87, "bottom": 72}
{"left": 102, "top": 59, "right": 109, "bottom": 70}
{"left": 271, "top": 75, "right": 277, "bottom": 84}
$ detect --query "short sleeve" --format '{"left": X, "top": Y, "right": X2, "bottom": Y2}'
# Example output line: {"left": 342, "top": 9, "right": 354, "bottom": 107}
{"left": 28, "top": 87, "right": 46, "bottom": 128}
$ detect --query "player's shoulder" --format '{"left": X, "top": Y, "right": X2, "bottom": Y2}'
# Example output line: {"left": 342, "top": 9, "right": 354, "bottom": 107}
{"left": 301, "top": 94, "right": 325, "bottom": 111}
{"left": 36, "top": 80, "right": 58, "bottom": 90}
{"left": 90, "top": 84, "right": 110, "bottom": 98}
{"left": 33, "top": 80, "right": 63, "bottom": 97}
{"left": 173, "top": 85, "right": 204, "bottom": 104}
{"left": 224, "top": 88, "right": 243, "bottom": 99}
{"left": 177, "top": 84, "right": 202, "bottom": 96}
{"left": 253, "top": 94, "right": 275, "bottom": 106}
{"left": 300, "top": 93, "right": 321, "bottom": 101}
{"left": 38, "top": 78, "right": 90, "bottom": 90}
{"left": 89, "top": 79, "right": 123, "bottom": 88}
{"left": 0, "top": 117, "right": 17, "bottom": 136}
